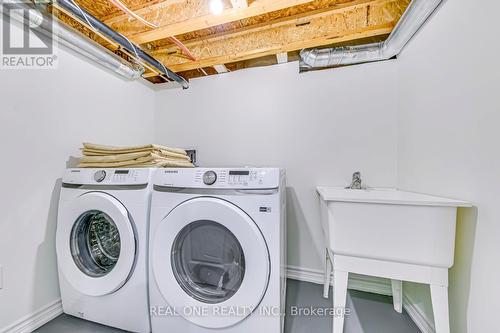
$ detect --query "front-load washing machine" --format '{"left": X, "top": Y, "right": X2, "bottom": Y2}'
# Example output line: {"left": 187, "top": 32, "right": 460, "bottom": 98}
{"left": 149, "top": 168, "right": 286, "bottom": 333}
{"left": 56, "top": 168, "right": 152, "bottom": 333}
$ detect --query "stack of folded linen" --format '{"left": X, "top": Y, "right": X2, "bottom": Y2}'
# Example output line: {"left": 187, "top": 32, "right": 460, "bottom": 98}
{"left": 78, "top": 143, "right": 194, "bottom": 168}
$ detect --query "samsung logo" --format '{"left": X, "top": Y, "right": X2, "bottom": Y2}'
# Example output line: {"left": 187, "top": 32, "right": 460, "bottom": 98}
{"left": 164, "top": 170, "right": 179, "bottom": 174}
{"left": 71, "top": 170, "right": 81, "bottom": 173}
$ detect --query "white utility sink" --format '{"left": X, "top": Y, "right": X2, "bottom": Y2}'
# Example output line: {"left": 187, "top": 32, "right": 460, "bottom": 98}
{"left": 317, "top": 187, "right": 471, "bottom": 333}
{"left": 317, "top": 187, "right": 471, "bottom": 267}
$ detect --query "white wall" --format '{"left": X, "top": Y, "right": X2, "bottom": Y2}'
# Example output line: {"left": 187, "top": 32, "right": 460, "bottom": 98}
{"left": 155, "top": 61, "right": 399, "bottom": 271}
{"left": 397, "top": 0, "right": 500, "bottom": 331}
{"left": 0, "top": 44, "right": 155, "bottom": 329}
{"left": 5, "top": 1, "right": 494, "bottom": 330}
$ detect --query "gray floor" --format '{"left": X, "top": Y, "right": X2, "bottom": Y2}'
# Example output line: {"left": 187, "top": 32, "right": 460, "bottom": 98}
{"left": 36, "top": 280, "right": 420, "bottom": 333}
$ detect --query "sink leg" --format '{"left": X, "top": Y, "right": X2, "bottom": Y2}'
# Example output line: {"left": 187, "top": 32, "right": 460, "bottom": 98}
{"left": 333, "top": 269, "right": 349, "bottom": 333}
{"left": 391, "top": 279, "right": 403, "bottom": 313}
{"left": 324, "top": 248, "right": 332, "bottom": 299}
{"left": 430, "top": 285, "right": 450, "bottom": 333}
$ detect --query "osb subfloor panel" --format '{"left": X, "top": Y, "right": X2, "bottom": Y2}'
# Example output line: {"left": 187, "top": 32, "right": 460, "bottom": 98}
{"left": 54, "top": 0, "right": 410, "bottom": 83}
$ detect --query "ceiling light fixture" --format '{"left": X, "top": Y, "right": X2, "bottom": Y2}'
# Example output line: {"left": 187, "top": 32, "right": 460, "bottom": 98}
{"left": 209, "top": 0, "right": 224, "bottom": 15}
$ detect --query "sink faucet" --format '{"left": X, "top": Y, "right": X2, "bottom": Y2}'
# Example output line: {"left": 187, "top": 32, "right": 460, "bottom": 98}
{"left": 346, "top": 172, "right": 363, "bottom": 190}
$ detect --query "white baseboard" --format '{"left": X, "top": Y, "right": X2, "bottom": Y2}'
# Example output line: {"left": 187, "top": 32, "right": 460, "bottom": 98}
{"left": 286, "top": 265, "right": 434, "bottom": 333}
{"left": 1, "top": 299, "right": 63, "bottom": 333}
{"left": 287, "top": 265, "right": 392, "bottom": 295}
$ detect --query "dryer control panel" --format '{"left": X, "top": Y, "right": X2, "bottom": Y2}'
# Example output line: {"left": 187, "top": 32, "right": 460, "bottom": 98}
{"left": 154, "top": 168, "right": 282, "bottom": 189}
{"left": 63, "top": 168, "right": 151, "bottom": 185}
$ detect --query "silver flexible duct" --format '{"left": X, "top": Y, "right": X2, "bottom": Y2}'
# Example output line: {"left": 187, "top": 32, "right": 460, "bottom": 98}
{"left": 299, "top": 0, "right": 443, "bottom": 69}
{"left": 56, "top": 0, "right": 189, "bottom": 89}
{"left": 1, "top": 0, "right": 144, "bottom": 79}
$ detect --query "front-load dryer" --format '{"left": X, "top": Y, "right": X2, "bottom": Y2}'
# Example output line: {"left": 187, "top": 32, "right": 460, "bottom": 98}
{"left": 149, "top": 168, "right": 286, "bottom": 333}
{"left": 56, "top": 168, "right": 152, "bottom": 333}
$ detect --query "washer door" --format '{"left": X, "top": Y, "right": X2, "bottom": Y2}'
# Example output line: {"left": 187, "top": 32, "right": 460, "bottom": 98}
{"left": 152, "top": 197, "right": 270, "bottom": 329}
{"left": 57, "top": 192, "right": 136, "bottom": 296}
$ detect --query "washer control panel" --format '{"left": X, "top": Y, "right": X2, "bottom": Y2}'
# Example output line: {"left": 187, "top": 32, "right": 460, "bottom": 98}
{"left": 63, "top": 168, "right": 151, "bottom": 185}
{"left": 227, "top": 170, "right": 262, "bottom": 186}
{"left": 155, "top": 168, "right": 281, "bottom": 189}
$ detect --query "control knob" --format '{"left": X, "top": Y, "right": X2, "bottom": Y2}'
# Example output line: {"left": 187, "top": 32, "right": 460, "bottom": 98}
{"left": 203, "top": 171, "right": 217, "bottom": 185}
{"left": 94, "top": 170, "right": 106, "bottom": 183}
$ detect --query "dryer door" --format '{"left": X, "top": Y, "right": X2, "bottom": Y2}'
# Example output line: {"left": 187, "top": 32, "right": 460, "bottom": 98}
{"left": 152, "top": 197, "right": 270, "bottom": 329}
{"left": 57, "top": 192, "right": 136, "bottom": 296}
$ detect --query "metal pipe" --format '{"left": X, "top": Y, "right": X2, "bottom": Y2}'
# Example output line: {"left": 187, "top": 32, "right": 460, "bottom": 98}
{"left": 1, "top": 0, "right": 144, "bottom": 79}
{"left": 56, "top": 0, "right": 189, "bottom": 89}
{"left": 300, "top": 0, "right": 443, "bottom": 70}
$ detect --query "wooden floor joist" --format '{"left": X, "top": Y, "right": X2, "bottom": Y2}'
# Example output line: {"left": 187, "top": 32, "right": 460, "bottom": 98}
{"left": 150, "top": 0, "right": 401, "bottom": 53}
{"left": 54, "top": 0, "right": 411, "bottom": 82}
{"left": 109, "top": 0, "right": 320, "bottom": 44}
{"left": 160, "top": 24, "right": 395, "bottom": 72}
{"left": 151, "top": 0, "right": 406, "bottom": 72}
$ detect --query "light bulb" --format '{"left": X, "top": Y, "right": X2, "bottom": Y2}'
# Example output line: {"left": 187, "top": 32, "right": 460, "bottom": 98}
{"left": 209, "top": 0, "right": 224, "bottom": 15}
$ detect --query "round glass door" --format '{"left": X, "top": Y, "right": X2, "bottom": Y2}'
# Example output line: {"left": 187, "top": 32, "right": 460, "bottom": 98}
{"left": 152, "top": 197, "right": 270, "bottom": 329}
{"left": 171, "top": 220, "right": 245, "bottom": 304}
{"left": 70, "top": 210, "right": 121, "bottom": 277}
{"left": 56, "top": 192, "right": 136, "bottom": 296}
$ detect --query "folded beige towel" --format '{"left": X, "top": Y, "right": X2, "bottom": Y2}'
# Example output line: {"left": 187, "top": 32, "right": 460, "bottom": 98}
{"left": 78, "top": 156, "right": 154, "bottom": 168}
{"left": 157, "top": 150, "right": 191, "bottom": 160}
{"left": 80, "top": 152, "right": 151, "bottom": 163}
{"left": 78, "top": 143, "right": 194, "bottom": 168}
{"left": 145, "top": 159, "right": 193, "bottom": 168}
{"left": 83, "top": 148, "right": 153, "bottom": 156}
{"left": 83, "top": 143, "right": 187, "bottom": 156}
{"left": 82, "top": 149, "right": 189, "bottom": 160}
{"left": 78, "top": 158, "right": 194, "bottom": 168}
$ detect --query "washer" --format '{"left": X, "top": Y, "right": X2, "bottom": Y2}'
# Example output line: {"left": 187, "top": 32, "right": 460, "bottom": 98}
{"left": 56, "top": 168, "right": 152, "bottom": 333}
{"left": 149, "top": 168, "right": 286, "bottom": 333}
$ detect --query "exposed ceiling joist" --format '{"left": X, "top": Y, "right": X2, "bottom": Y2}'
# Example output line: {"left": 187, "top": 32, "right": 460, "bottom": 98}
{"left": 159, "top": 24, "right": 395, "bottom": 72}
{"left": 54, "top": 0, "right": 412, "bottom": 82}
{"left": 116, "top": 0, "right": 319, "bottom": 45}
{"left": 148, "top": 0, "right": 398, "bottom": 55}
{"left": 152, "top": 0, "right": 405, "bottom": 72}
{"left": 193, "top": 0, "right": 393, "bottom": 45}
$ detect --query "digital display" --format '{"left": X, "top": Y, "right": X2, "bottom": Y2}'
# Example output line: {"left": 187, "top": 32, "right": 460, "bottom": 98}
{"left": 229, "top": 171, "right": 250, "bottom": 176}
{"left": 115, "top": 170, "right": 130, "bottom": 175}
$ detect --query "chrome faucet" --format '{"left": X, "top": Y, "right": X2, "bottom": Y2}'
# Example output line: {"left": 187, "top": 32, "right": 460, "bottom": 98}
{"left": 346, "top": 172, "right": 363, "bottom": 190}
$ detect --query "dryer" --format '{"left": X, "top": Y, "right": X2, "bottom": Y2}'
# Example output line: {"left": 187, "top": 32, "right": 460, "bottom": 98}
{"left": 149, "top": 167, "right": 286, "bottom": 333}
{"left": 56, "top": 168, "right": 152, "bottom": 333}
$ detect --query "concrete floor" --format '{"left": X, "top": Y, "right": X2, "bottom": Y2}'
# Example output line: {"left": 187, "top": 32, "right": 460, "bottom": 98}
{"left": 36, "top": 280, "right": 420, "bottom": 333}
